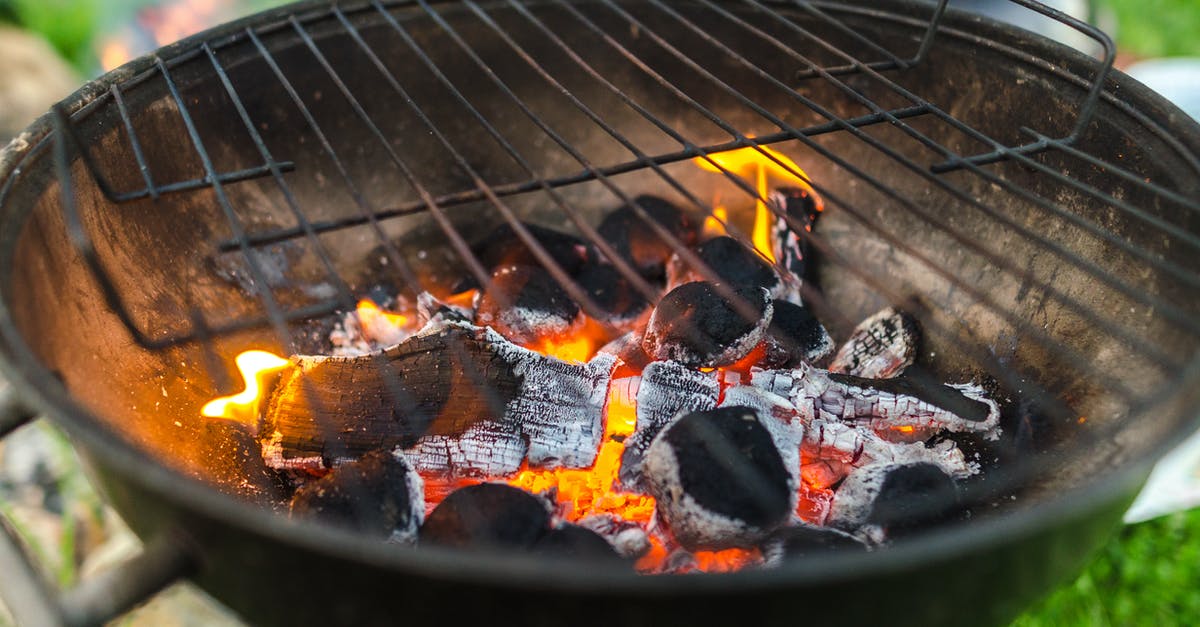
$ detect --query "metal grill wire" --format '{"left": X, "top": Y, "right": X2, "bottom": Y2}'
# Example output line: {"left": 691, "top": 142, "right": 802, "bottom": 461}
{"left": 49, "top": 0, "right": 1200, "bottom": 517}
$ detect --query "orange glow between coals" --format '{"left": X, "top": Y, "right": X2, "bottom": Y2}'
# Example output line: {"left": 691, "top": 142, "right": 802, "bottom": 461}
{"left": 357, "top": 298, "right": 409, "bottom": 329}
{"left": 201, "top": 350, "right": 290, "bottom": 424}
{"left": 694, "top": 145, "right": 819, "bottom": 262}
{"left": 531, "top": 335, "right": 596, "bottom": 364}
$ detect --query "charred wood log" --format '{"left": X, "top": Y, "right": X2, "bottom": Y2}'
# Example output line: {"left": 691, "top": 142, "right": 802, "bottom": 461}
{"left": 828, "top": 307, "right": 920, "bottom": 379}
{"left": 419, "top": 483, "right": 551, "bottom": 550}
{"left": 768, "top": 186, "right": 821, "bottom": 296}
{"left": 289, "top": 449, "right": 424, "bottom": 543}
{"left": 641, "top": 282, "right": 773, "bottom": 368}
{"left": 643, "top": 406, "right": 793, "bottom": 551}
{"left": 619, "top": 361, "right": 719, "bottom": 490}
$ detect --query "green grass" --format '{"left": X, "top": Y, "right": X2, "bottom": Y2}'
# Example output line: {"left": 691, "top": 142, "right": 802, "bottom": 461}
{"left": 1013, "top": 508, "right": 1200, "bottom": 626}
{"left": 1096, "top": 0, "right": 1200, "bottom": 58}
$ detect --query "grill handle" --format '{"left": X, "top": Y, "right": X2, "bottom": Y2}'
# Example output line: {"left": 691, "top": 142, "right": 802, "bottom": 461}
{"left": 0, "top": 389, "right": 193, "bottom": 627}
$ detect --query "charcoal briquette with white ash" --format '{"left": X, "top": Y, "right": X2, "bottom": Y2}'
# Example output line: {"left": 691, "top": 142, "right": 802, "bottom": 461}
{"left": 473, "top": 222, "right": 591, "bottom": 277}
{"left": 768, "top": 186, "right": 822, "bottom": 286}
{"left": 475, "top": 265, "right": 581, "bottom": 346}
{"left": 595, "top": 195, "right": 699, "bottom": 280}
{"left": 665, "top": 235, "right": 783, "bottom": 297}
{"left": 532, "top": 524, "right": 625, "bottom": 563}
{"left": 829, "top": 307, "right": 920, "bottom": 379}
{"left": 419, "top": 483, "right": 551, "bottom": 550}
{"left": 289, "top": 449, "right": 424, "bottom": 543}
{"left": 641, "top": 282, "right": 773, "bottom": 368}
{"left": 618, "top": 360, "right": 719, "bottom": 490}
{"left": 576, "top": 263, "right": 650, "bottom": 323}
{"left": 827, "top": 462, "right": 962, "bottom": 540}
{"left": 761, "top": 299, "right": 834, "bottom": 368}
{"left": 643, "top": 406, "right": 793, "bottom": 551}
{"left": 761, "top": 524, "right": 867, "bottom": 565}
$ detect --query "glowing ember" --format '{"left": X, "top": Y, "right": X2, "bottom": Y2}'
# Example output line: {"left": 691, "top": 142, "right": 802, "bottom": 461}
{"left": 201, "top": 350, "right": 290, "bottom": 424}
{"left": 531, "top": 335, "right": 596, "bottom": 364}
{"left": 694, "top": 145, "right": 819, "bottom": 262}
{"left": 356, "top": 298, "right": 411, "bottom": 346}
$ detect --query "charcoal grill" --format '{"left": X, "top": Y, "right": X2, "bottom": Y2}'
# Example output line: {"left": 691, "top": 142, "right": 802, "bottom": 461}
{"left": 0, "top": 0, "right": 1198, "bottom": 625}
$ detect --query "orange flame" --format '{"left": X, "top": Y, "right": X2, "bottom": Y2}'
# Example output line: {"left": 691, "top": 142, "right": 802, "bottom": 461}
{"left": 357, "top": 298, "right": 409, "bottom": 329}
{"left": 201, "top": 350, "right": 290, "bottom": 424}
{"left": 694, "top": 145, "right": 818, "bottom": 261}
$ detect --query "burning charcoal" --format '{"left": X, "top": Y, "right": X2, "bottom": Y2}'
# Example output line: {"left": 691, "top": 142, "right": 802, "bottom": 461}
{"left": 598, "top": 332, "right": 651, "bottom": 376}
{"left": 596, "top": 195, "right": 699, "bottom": 280}
{"left": 289, "top": 450, "right": 424, "bottom": 543}
{"left": 475, "top": 265, "right": 581, "bottom": 346}
{"left": 761, "top": 300, "right": 834, "bottom": 368}
{"left": 827, "top": 462, "right": 961, "bottom": 539}
{"left": 578, "top": 514, "right": 652, "bottom": 559}
{"left": 643, "top": 406, "right": 792, "bottom": 551}
{"left": 750, "top": 364, "right": 1001, "bottom": 442}
{"left": 719, "top": 384, "right": 804, "bottom": 494}
{"left": 532, "top": 524, "right": 625, "bottom": 563}
{"left": 641, "top": 282, "right": 773, "bottom": 368}
{"left": 474, "top": 222, "right": 590, "bottom": 277}
{"left": 761, "top": 524, "right": 867, "bottom": 565}
{"left": 619, "top": 361, "right": 719, "bottom": 490}
{"left": 666, "top": 236, "right": 782, "bottom": 297}
{"left": 262, "top": 322, "right": 614, "bottom": 476}
{"left": 420, "top": 483, "right": 551, "bottom": 550}
{"left": 829, "top": 307, "right": 920, "bottom": 379}
{"left": 768, "top": 186, "right": 821, "bottom": 289}
{"left": 576, "top": 263, "right": 650, "bottom": 323}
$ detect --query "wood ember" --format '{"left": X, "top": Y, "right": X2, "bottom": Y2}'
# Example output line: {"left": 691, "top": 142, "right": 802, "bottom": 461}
{"left": 643, "top": 406, "right": 793, "bottom": 551}
{"left": 768, "top": 186, "right": 821, "bottom": 295}
{"left": 262, "top": 322, "right": 614, "bottom": 476}
{"left": 641, "top": 282, "right": 773, "bottom": 367}
{"left": 761, "top": 300, "right": 834, "bottom": 368}
{"left": 289, "top": 449, "right": 424, "bottom": 543}
{"left": 578, "top": 514, "right": 652, "bottom": 559}
{"left": 828, "top": 307, "right": 920, "bottom": 379}
{"left": 761, "top": 524, "right": 867, "bottom": 565}
{"left": 799, "top": 418, "right": 975, "bottom": 482}
{"left": 826, "top": 462, "right": 961, "bottom": 540}
{"left": 532, "top": 524, "right": 625, "bottom": 563}
{"left": 618, "top": 361, "right": 719, "bottom": 490}
{"left": 595, "top": 195, "right": 699, "bottom": 280}
{"left": 475, "top": 265, "right": 581, "bottom": 346}
{"left": 750, "top": 364, "right": 1001, "bottom": 442}
{"left": 419, "top": 483, "right": 552, "bottom": 550}
{"left": 666, "top": 235, "right": 782, "bottom": 297}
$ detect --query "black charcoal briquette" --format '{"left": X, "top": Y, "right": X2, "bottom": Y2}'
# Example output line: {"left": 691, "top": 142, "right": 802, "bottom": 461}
{"left": 419, "top": 483, "right": 550, "bottom": 550}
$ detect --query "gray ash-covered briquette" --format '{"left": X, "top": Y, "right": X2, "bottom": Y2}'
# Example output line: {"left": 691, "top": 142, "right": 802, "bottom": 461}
{"left": 532, "top": 524, "right": 625, "bottom": 563}
{"left": 289, "top": 450, "right": 424, "bottom": 543}
{"left": 643, "top": 406, "right": 792, "bottom": 551}
{"left": 761, "top": 524, "right": 867, "bottom": 565}
{"left": 419, "top": 483, "right": 551, "bottom": 550}
{"left": 762, "top": 299, "right": 834, "bottom": 368}
{"left": 595, "top": 195, "right": 699, "bottom": 280}
{"left": 576, "top": 263, "right": 650, "bottom": 323}
{"left": 768, "top": 186, "right": 821, "bottom": 286}
{"left": 475, "top": 265, "right": 580, "bottom": 346}
{"left": 829, "top": 307, "right": 920, "bottom": 379}
{"left": 665, "top": 235, "right": 782, "bottom": 297}
{"left": 827, "top": 462, "right": 962, "bottom": 539}
{"left": 641, "top": 282, "right": 773, "bottom": 368}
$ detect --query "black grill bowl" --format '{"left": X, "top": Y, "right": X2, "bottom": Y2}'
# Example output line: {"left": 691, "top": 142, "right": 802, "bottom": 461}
{"left": 0, "top": 1, "right": 1197, "bottom": 625}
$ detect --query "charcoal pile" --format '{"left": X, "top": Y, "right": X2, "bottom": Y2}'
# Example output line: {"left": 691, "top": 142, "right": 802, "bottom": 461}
{"left": 207, "top": 190, "right": 1004, "bottom": 573}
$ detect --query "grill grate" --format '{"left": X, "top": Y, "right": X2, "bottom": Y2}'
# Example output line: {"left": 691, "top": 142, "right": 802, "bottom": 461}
{"left": 45, "top": 0, "right": 1200, "bottom": 496}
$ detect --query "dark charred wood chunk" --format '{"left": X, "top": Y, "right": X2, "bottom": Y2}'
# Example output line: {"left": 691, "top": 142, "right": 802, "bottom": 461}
{"left": 419, "top": 483, "right": 550, "bottom": 550}
{"left": 828, "top": 462, "right": 961, "bottom": 538}
{"left": 532, "top": 525, "right": 625, "bottom": 563}
{"left": 769, "top": 186, "right": 821, "bottom": 284}
{"left": 762, "top": 300, "right": 834, "bottom": 368}
{"left": 644, "top": 406, "right": 792, "bottom": 550}
{"left": 475, "top": 265, "right": 580, "bottom": 346}
{"left": 762, "top": 524, "right": 867, "bottom": 565}
{"left": 829, "top": 307, "right": 920, "bottom": 379}
{"left": 667, "top": 235, "right": 780, "bottom": 296}
{"left": 289, "top": 450, "right": 424, "bottom": 543}
{"left": 576, "top": 263, "right": 650, "bottom": 322}
{"left": 619, "top": 361, "right": 719, "bottom": 490}
{"left": 642, "top": 282, "right": 772, "bottom": 368}
{"left": 596, "top": 195, "right": 699, "bottom": 280}
{"left": 473, "top": 222, "right": 590, "bottom": 277}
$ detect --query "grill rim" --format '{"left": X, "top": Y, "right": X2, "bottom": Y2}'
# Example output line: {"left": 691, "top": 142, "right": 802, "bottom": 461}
{"left": 0, "top": 0, "right": 1197, "bottom": 595}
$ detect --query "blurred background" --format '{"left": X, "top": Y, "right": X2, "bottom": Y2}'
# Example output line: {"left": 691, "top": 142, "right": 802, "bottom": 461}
{"left": 0, "top": 0, "right": 1197, "bottom": 624}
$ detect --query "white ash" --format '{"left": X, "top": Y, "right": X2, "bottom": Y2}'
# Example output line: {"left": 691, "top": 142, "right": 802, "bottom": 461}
{"left": 618, "top": 361, "right": 719, "bottom": 489}
{"left": 802, "top": 417, "right": 977, "bottom": 480}
{"left": 829, "top": 307, "right": 918, "bottom": 379}
{"left": 578, "top": 514, "right": 652, "bottom": 559}
{"left": 261, "top": 430, "right": 326, "bottom": 472}
{"left": 404, "top": 420, "right": 528, "bottom": 478}
{"left": 329, "top": 297, "right": 416, "bottom": 357}
{"left": 416, "top": 291, "right": 475, "bottom": 326}
{"left": 512, "top": 353, "right": 616, "bottom": 469}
